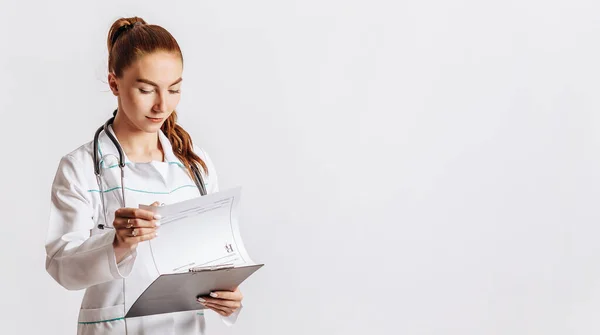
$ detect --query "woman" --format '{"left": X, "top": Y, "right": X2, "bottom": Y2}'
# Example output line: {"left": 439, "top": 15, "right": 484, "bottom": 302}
{"left": 44, "top": 16, "right": 243, "bottom": 334}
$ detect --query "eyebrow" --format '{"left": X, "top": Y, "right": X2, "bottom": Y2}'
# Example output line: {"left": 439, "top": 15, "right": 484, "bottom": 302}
{"left": 136, "top": 78, "right": 183, "bottom": 87}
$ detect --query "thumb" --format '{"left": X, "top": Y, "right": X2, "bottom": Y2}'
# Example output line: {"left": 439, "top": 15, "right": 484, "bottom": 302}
{"left": 150, "top": 201, "right": 161, "bottom": 207}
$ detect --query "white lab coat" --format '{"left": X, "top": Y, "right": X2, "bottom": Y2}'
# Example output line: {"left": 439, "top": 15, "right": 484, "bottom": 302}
{"left": 45, "top": 125, "right": 240, "bottom": 334}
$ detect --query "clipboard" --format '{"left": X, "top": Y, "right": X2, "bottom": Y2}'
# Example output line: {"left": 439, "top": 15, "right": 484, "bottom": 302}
{"left": 125, "top": 264, "right": 264, "bottom": 318}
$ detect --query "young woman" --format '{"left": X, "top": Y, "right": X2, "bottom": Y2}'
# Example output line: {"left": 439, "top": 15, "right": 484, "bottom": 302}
{"left": 45, "top": 16, "right": 243, "bottom": 334}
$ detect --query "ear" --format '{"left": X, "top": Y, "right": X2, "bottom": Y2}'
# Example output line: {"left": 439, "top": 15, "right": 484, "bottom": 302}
{"left": 108, "top": 73, "right": 119, "bottom": 96}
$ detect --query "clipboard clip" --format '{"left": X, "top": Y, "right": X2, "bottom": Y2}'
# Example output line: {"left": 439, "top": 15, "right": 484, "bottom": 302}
{"left": 188, "top": 263, "right": 235, "bottom": 272}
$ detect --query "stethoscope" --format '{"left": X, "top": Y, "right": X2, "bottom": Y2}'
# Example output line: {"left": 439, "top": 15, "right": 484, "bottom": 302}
{"left": 93, "top": 110, "right": 207, "bottom": 230}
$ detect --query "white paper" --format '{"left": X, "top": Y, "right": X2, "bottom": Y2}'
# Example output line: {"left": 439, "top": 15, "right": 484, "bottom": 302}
{"left": 139, "top": 187, "right": 255, "bottom": 274}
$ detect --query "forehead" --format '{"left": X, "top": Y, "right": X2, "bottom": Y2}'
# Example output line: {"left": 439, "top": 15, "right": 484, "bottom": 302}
{"left": 123, "top": 51, "right": 183, "bottom": 84}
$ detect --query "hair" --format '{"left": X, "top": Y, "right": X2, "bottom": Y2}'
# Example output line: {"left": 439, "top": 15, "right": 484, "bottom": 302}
{"left": 107, "top": 16, "right": 208, "bottom": 177}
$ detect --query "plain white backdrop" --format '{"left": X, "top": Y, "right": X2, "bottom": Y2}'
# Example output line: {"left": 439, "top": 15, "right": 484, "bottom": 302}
{"left": 1, "top": 0, "right": 600, "bottom": 334}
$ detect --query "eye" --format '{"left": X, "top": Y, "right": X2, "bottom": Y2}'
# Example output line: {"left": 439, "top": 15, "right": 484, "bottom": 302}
{"left": 139, "top": 88, "right": 154, "bottom": 94}
{"left": 169, "top": 89, "right": 181, "bottom": 94}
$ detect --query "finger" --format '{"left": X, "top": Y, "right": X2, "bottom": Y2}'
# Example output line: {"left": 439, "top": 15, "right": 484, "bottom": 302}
{"left": 203, "top": 302, "right": 233, "bottom": 316}
{"left": 200, "top": 291, "right": 242, "bottom": 305}
{"left": 208, "top": 290, "right": 243, "bottom": 301}
{"left": 115, "top": 208, "right": 161, "bottom": 221}
{"left": 114, "top": 217, "right": 160, "bottom": 229}
{"left": 150, "top": 201, "right": 161, "bottom": 207}
{"left": 198, "top": 297, "right": 240, "bottom": 309}
{"left": 121, "top": 231, "right": 158, "bottom": 243}
{"left": 118, "top": 227, "right": 156, "bottom": 237}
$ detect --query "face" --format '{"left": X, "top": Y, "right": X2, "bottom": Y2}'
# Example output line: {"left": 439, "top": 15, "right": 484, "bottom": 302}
{"left": 108, "top": 51, "right": 183, "bottom": 132}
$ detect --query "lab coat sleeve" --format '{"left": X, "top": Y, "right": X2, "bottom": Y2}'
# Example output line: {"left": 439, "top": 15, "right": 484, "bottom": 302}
{"left": 221, "top": 305, "right": 243, "bottom": 326}
{"left": 45, "top": 154, "right": 134, "bottom": 291}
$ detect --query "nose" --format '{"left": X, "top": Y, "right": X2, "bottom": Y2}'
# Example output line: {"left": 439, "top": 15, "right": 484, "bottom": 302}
{"left": 153, "top": 92, "right": 168, "bottom": 114}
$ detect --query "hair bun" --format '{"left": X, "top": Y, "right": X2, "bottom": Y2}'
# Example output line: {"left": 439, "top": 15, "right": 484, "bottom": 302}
{"left": 111, "top": 21, "right": 144, "bottom": 45}
{"left": 107, "top": 17, "right": 147, "bottom": 51}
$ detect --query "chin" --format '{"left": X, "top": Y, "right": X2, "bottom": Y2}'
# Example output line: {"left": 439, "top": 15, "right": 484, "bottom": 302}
{"left": 139, "top": 123, "right": 164, "bottom": 133}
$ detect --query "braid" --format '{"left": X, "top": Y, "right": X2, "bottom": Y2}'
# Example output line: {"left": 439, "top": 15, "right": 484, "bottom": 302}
{"left": 161, "top": 111, "right": 208, "bottom": 178}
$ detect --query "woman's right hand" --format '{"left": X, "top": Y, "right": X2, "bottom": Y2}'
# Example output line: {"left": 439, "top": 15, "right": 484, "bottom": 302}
{"left": 112, "top": 201, "right": 162, "bottom": 263}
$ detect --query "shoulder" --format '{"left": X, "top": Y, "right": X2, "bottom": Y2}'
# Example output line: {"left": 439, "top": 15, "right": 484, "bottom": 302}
{"left": 52, "top": 141, "right": 96, "bottom": 188}
{"left": 61, "top": 141, "right": 96, "bottom": 166}
{"left": 193, "top": 145, "right": 213, "bottom": 165}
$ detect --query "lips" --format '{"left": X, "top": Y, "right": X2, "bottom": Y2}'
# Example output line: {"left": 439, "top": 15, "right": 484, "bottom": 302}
{"left": 146, "top": 116, "right": 163, "bottom": 122}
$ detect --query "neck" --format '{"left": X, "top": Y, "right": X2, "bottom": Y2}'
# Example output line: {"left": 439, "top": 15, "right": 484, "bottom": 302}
{"left": 112, "top": 112, "right": 163, "bottom": 162}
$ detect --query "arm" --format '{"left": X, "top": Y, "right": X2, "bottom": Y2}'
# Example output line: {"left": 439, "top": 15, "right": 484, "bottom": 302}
{"left": 45, "top": 154, "right": 135, "bottom": 291}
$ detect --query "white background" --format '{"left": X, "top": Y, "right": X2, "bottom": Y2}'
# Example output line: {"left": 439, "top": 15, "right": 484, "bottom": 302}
{"left": 1, "top": 0, "right": 599, "bottom": 334}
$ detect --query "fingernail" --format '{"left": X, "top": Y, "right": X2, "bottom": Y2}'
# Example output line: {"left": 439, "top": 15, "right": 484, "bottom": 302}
{"left": 154, "top": 214, "right": 162, "bottom": 220}
{"left": 210, "top": 292, "right": 218, "bottom": 298}
{"left": 155, "top": 232, "right": 159, "bottom": 237}
{"left": 197, "top": 298, "right": 206, "bottom": 303}
{"left": 155, "top": 221, "right": 161, "bottom": 227}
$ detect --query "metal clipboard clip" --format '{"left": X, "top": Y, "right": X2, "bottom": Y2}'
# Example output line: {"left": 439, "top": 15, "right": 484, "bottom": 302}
{"left": 188, "top": 263, "right": 235, "bottom": 272}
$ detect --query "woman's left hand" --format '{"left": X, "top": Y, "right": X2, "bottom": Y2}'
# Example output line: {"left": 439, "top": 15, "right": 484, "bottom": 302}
{"left": 197, "top": 287, "right": 243, "bottom": 317}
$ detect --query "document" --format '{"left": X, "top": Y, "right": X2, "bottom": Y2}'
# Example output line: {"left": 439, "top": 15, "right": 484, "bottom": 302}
{"left": 127, "top": 187, "right": 263, "bottom": 318}
{"left": 139, "top": 187, "right": 256, "bottom": 274}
